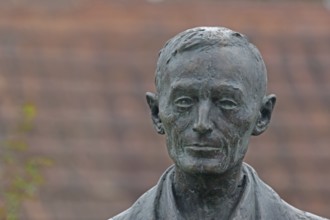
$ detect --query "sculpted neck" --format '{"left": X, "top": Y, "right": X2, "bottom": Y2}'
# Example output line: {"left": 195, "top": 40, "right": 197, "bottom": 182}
{"left": 172, "top": 163, "right": 244, "bottom": 219}
{"left": 174, "top": 163, "right": 243, "bottom": 197}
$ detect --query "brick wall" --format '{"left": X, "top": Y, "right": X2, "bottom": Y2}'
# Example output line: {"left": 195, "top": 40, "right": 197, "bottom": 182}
{"left": 0, "top": 1, "right": 329, "bottom": 219}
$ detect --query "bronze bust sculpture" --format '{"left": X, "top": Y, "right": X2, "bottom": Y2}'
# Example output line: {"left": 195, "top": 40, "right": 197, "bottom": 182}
{"left": 109, "top": 27, "right": 327, "bottom": 220}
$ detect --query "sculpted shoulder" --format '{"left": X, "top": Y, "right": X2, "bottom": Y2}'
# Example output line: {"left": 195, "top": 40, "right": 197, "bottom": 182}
{"left": 242, "top": 164, "right": 328, "bottom": 220}
{"left": 110, "top": 184, "right": 161, "bottom": 220}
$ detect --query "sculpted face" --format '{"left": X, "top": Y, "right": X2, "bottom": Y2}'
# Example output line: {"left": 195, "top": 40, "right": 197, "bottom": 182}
{"left": 147, "top": 46, "right": 275, "bottom": 175}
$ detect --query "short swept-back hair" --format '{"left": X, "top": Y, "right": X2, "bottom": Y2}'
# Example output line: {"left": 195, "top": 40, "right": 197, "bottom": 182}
{"left": 155, "top": 27, "right": 267, "bottom": 94}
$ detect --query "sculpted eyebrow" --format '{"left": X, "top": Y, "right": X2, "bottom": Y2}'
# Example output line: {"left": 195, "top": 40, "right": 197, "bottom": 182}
{"left": 170, "top": 81, "right": 200, "bottom": 95}
{"left": 211, "top": 85, "right": 244, "bottom": 99}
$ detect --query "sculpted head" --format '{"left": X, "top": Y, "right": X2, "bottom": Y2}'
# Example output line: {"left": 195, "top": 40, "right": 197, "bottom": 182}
{"left": 147, "top": 27, "right": 276, "bottom": 175}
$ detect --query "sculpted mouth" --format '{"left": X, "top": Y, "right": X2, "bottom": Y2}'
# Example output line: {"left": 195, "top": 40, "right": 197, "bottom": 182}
{"left": 185, "top": 145, "right": 225, "bottom": 158}
{"left": 185, "top": 145, "right": 220, "bottom": 151}
{"left": 184, "top": 142, "right": 226, "bottom": 158}
{"left": 186, "top": 142, "right": 219, "bottom": 148}
{"left": 185, "top": 142, "right": 224, "bottom": 152}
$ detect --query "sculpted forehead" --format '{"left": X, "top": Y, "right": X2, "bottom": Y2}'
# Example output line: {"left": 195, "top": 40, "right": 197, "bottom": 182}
{"left": 159, "top": 46, "right": 266, "bottom": 98}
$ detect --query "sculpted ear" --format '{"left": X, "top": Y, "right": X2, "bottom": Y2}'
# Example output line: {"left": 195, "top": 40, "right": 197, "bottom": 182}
{"left": 146, "top": 92, "right": 165, "bottom": 135}
{"left": 252, "top": 94, "right": 276, "bottom": 136}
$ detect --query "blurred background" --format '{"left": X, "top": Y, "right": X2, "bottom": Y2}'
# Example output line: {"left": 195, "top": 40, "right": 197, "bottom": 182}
{"left": 0, "top": 0, "right": 329, "bottom": 219}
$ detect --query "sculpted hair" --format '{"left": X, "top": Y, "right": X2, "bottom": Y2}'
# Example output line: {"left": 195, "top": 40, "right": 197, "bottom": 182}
{"left": 155, "top": 27, "right": 267, "bottom": 95}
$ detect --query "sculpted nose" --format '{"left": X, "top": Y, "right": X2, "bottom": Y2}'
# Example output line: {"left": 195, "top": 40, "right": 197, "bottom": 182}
{"left": 193, "top": 101, "right": 213, "bottom": 134}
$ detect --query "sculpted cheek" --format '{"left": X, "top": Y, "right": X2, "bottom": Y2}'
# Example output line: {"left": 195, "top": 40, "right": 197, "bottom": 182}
{"left": 230, "top": 109, "right": 258, "bottom": 134}
{"left": 175, "top": 114, "right": 193, "bottom": 132}
{"left": 161, "top": 113, "right": 181, "bottom": 136}
{"left": 161, "top": 107, "right": 192, "bottom": 133}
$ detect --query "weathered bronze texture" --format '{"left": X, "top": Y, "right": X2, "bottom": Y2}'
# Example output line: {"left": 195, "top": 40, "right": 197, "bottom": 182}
{"left": 110, "top": 27, "right": 328, "bottom": 220}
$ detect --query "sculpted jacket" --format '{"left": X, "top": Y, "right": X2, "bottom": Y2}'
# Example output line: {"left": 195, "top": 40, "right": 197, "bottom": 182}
{"left": 110, "top": 163, "right": 328, "bottom": 220}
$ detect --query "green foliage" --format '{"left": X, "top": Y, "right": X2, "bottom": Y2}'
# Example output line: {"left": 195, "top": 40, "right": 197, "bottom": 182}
{"left": 0, "top": 103, "right": 52, "bottom": 220}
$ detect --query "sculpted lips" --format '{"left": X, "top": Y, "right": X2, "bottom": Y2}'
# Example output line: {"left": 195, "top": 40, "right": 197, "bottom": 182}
{"left": 184, "top": 142, "right": 226, "bottom": 158}
{"left": 186, "top": 143, "right": 219, "bottom": 150}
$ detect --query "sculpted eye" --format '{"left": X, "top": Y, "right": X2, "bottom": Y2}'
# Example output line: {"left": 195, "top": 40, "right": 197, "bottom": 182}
{"left": 216, "top": 99, "right": 238, "bottom": 110}
{"left": 174, "top": 97, "right": 194, "bottom": 110}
